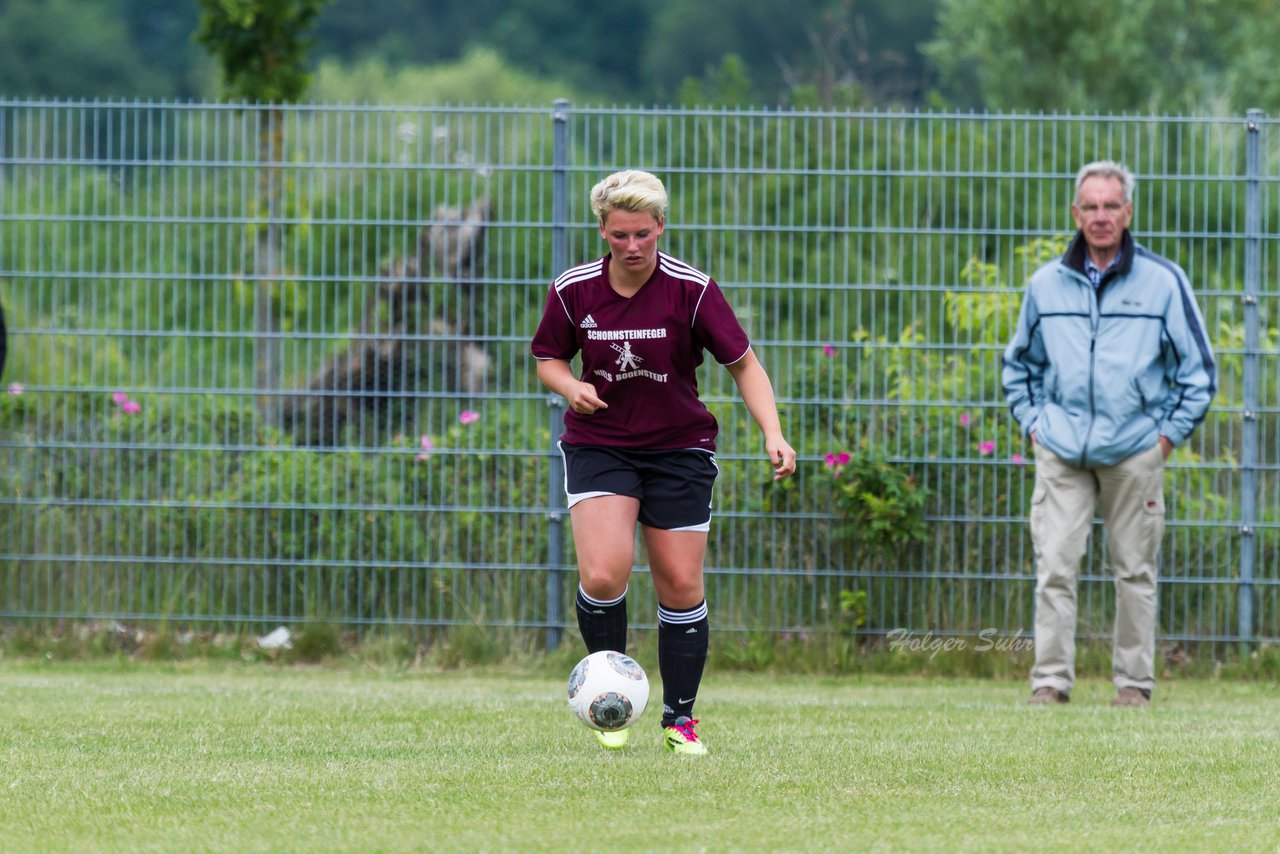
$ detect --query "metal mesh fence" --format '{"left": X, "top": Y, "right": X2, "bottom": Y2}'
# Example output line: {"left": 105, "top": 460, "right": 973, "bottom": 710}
{"left": 1, "top": 100, "right": 1275, "bottom": 651}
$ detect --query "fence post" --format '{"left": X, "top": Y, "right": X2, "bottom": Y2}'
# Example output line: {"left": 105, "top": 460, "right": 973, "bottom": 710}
{"left": 1239, "top": 108, "right": 1262, "bottom": 652}
{"left": 547, "top": 397, "right": 567, "bottom": 652}
{"left": 546, "top": 99, "right": 572, "bottom": 652}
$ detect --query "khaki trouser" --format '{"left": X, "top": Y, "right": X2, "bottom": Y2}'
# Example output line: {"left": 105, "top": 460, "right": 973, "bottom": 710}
{"left": 1029, "top": 441, "right": 1166, "bottom": 696}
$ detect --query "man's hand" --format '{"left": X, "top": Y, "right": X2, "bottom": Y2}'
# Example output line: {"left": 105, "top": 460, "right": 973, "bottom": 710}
{"left": 1159, "top": 435, "right": 1174, "bottom": 459}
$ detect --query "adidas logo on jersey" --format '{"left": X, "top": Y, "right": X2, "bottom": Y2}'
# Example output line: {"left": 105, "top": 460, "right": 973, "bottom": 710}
{"left": 580, "top": 314, "right": 598, "bottom": 329}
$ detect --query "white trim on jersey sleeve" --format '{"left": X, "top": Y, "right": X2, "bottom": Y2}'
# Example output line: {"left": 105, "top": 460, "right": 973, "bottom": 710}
{"left": 690, "top": 283, "right": 710, "bottom": 327}
{"left": 554, "top": 258, "right": 604, "bottom": 291}
{"left": 660, "top": 253, "right": 713, "bottom": 329}
{"left": 662, "top": 252, "right": 715, "bottom": 328}
{"left": 552, "top": 290, "right": 574, "bottom": 325}
{"left": 720, "top": 343, "right": 753, "bottom": 366}
{"left": 551, "top": 258, "right": 604, "bottom": 325}
{"left": 658, "top": 252, "right": 711, "bottom": 286}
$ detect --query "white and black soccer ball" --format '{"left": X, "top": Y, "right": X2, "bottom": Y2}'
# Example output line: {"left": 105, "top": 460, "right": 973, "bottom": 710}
{"left": 566, "top": 650, "right": 649, "bottom": 732}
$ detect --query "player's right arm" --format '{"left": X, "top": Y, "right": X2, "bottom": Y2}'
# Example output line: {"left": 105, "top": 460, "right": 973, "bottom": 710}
{"left": 536, "top": 358, "right": 608, "bottom": 415}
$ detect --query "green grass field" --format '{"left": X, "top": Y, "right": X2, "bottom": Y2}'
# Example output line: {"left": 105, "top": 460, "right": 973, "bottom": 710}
{"left": 2, "top": 661, "right": 1279, "bottom": 853}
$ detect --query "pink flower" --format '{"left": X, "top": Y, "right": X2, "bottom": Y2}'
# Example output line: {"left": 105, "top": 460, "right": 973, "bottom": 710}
{"left": 1012, "top": 453, "right": 1026, "bottom": 466}
{"left": 979, "top": 441, "right": 996, "bottom": 456}
{"left": 121, "top": 399, "right": 142, "bottom": 415}
{"left": 458, "top": 410, "right": 480, "bottom": 425}
{"left": 824, "top": 451, "right": 852, "bottom": 476}
{"left": 959, "top": 413, "right": 970, "bottom": 427}
{"left": 822, "top": 344, "right": 836, "bottom": 358}
{"left": 7, "top": 382, "right": 22, "bottom": 396}
{"left": 112, "top": 391, "right": 129, "bottom": 406}
{"left": 416, "top": 435, "right": 433, "bottom": 461}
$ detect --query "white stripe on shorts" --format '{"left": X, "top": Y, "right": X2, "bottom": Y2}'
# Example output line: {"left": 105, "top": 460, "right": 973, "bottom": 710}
{"left": 558, "top": 440, "right": 619, "bottom": 508}
{"left": 566, "top": 489, "right": 614, "bottom": 508}
{"left": 663, "top": 448, "right": 717, "bottom": 532}
{"left": 666, "top": 519, "right": 711, "bottom": 533}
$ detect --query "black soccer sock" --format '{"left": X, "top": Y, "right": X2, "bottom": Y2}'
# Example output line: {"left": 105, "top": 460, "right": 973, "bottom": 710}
{"left": 575, "top": 585, "right": 628, "bottom": 654}
{"left": 657, "top": 599, "right": 709, "bottom": 725}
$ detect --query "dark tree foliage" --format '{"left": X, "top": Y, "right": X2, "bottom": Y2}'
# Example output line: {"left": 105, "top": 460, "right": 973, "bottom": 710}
{"left": 4, "top": 0, "right": 937, "bottom": 106}
{"left": 0, "top": 0, "right": 170, "bottom": 97}
{"left": 926, "top": 0, "right": 1280, "bottom": 113}
{"left": 313, "top": 0, "right": 505, "bottom": 66}
{"left": 312, "top": 0, "right": 938, "bottom": 105}
{"left": 645, "top": 0, "right": 936, "bottom": 106}
{"left": 13, "top": 0, "right": 1280, "bottom": 112}
{"left": 195, "top": 0, "right": 332, "bottom": 103}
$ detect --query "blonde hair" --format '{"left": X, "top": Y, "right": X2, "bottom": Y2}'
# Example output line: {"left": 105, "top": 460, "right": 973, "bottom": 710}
{"left": 589, "top": 170, "right": 667, "bottom": 225}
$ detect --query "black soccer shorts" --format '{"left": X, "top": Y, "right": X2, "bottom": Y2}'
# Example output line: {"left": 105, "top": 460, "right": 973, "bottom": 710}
{"left": 558, "top": 442, "right": 719, "bottom": 532}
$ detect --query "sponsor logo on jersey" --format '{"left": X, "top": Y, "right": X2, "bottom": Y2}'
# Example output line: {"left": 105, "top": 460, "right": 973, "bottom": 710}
{"left": 590, "top": 336, "right": 670, "bottom": 384}
{"left": 612, "top": 341, "right": 643, "bottom": 371}
{"left": 608, "top": 340, "right": 668, "bottom": 382}
{"left": 585, "top": 327, "right": 666, "bottom": 340}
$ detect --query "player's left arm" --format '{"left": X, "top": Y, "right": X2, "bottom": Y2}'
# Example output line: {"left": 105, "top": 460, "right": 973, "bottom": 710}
{"left": 725, "top": 349, "right": 797, "bottom": 481}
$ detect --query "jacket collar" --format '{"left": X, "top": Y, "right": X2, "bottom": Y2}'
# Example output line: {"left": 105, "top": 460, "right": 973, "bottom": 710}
{"left": 1063, "top": 228, "right": 1135, "bottom": 283}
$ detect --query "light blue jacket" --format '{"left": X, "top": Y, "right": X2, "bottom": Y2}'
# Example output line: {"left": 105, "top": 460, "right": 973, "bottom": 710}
{"left": 1002, "top": 231, "right": 1216, "bottom": 469}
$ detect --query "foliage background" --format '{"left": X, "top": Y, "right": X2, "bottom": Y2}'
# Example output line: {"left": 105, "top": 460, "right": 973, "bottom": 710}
{"left": 0, "top": 101, "right": 1275, "bottom": 655}
{"left": 1, "top": 0, "right": 1277, "bottom": 657}
{"left": 5, "top": 0, "right": 1280, "bottom": 114}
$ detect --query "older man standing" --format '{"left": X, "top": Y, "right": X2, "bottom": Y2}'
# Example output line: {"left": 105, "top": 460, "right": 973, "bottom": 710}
{"left": 1003, "top": 161, "right": 1216, "bottom": 707}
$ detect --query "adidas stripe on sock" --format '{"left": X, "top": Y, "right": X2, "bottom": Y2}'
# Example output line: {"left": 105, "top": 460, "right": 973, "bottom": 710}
{"left": 575, "top": 585, "right": 628, "bottom": 654}
{"left": 657, "top": 599, "right": 709, "bottom": 725}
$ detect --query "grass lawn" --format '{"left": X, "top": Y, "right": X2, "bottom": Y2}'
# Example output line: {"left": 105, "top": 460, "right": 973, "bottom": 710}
{"left": 1, "top": 661, "right": 1279, "bottom": 852}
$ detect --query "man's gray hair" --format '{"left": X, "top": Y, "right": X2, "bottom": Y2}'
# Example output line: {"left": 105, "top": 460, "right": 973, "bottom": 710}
{"left": 1075, "top": 161, "right": 1135, "bottom": 203}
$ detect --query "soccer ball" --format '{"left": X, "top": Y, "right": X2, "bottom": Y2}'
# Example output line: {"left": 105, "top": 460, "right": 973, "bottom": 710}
{"left": 566, "top": 650, "right": 649, "bottom": 732}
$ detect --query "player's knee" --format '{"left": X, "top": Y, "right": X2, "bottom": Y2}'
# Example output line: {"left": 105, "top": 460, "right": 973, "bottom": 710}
{"left": 578, "top": 567, "right": 630, "bottom": 600}
{"left": 658, "top": 581, "right": 704, "bottom": 610}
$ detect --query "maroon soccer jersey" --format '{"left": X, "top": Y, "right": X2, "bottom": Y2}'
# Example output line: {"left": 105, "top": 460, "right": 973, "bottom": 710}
{"left": 531, "top": 251, "right": 751, "bottom": 450}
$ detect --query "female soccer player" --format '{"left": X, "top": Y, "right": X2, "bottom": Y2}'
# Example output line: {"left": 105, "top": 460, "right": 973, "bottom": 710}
{"left": 531, "top": 170, "right": 797, "bottom": 754}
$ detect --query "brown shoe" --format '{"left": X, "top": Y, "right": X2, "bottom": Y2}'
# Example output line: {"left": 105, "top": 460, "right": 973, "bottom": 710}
{"left": 1028, "top": 686, "right": 1069, "bottom": 704}
{"left": 1111, "top": 687, "right": 1150, "bottom": 708}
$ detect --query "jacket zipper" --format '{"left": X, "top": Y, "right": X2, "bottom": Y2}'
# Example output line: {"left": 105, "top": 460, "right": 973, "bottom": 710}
{"left": 1080, "top": 335, "right": 1097, "bottom": 468}
{"left": 1079, "top": 279, "right": 1103, "bottom": 468}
